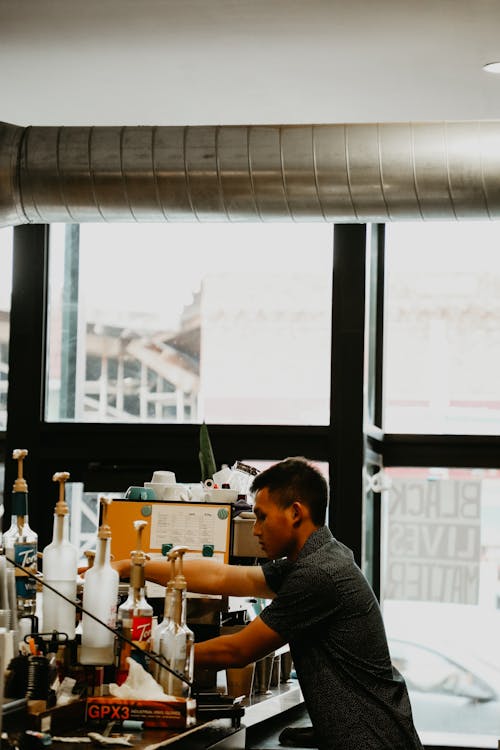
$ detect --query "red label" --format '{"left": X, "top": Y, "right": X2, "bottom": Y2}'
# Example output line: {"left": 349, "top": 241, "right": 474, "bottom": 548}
{"left": 131, "top": 616, "right": 152, "bottom": 644}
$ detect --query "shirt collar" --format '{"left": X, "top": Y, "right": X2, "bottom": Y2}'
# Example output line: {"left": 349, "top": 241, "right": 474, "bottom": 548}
{"left": 296, "top": 525, "right": 333, "bottom": 561}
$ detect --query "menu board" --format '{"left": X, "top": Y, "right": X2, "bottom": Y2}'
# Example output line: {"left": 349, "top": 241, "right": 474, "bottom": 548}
{"left": 106, "top": 499, "right": 232, "bottom": 564}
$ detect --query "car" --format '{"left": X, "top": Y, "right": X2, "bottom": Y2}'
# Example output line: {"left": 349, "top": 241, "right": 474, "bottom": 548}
{"left": 389, "top": 637, "right": 500, "bottom": 744}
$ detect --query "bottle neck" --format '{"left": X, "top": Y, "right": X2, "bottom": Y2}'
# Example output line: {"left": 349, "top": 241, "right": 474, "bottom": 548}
{"left": 8, "top": 513, "right": 35, "bottom": 540}
{"left": 123, "top": 584, "right": 150, "bottom": 614}
{"left": 95, "top": 536, "right": 112, "bottom": 567}
{"left": 164, "top": 583, "right": 175, "bottom": 619}
{"left": 10, "top": 513, "right": 29, "bottom": 527}
{"left": 172, "top": 588, "right": 186, "bottom": 626}
{"left": 52, "top": 513, "right": 69, "bottom": 544}
{"left": 11, "top": 491, "right": 28, "bottom": 516}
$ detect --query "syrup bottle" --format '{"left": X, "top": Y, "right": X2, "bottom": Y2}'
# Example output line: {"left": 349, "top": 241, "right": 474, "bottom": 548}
{"left": 80, "top": 497, "right": 119, "bottom": 665}
{"left": 42, "top": 471, "right": 78, "bottom": 640}
{"left": 3, "top": 449, "right": 38, "bottom": 618}
{"left": 164, "top": 545, "right": 194, "bottom": 698}
{"left": 116, "top": 520, "right": 153, "bottom": 683}
{"left": 151, "top": 545, "right": 175, "bottom": 683}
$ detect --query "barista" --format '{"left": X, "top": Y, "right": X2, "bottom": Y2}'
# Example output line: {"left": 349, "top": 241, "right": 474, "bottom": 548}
{"left": 115, "top": 457, "right": 423, "bottom": 750}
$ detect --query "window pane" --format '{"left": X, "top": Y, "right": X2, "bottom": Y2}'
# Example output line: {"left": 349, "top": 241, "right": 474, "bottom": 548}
{"left": 46, "top": 223, "right": 333, "bottom": 425}
{"left": 381, "top": 466, "right": 500, "bottom": 747}
{"left": 0, "top": 226, "right": 13, "bottom": 431}
{"left": 384, "top": 222, "right": 500, "bottom": 434}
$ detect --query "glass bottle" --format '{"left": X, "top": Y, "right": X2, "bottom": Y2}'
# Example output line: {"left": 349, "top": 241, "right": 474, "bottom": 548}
{"left": 164, "top": 545, "right": 194, "bottom": 698}
{"left": 116, "top": 520, "right": 153, "bottom": 684}
{"left": 3, "top": 449, "right": 38, "bottom": 618}
{"left": 151, "top": 545, "right": 175, "bottom": 683}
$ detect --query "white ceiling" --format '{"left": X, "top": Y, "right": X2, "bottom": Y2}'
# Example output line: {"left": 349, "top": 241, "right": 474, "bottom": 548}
{"left": 2, "top": 0, "right": 500, "bottom": 127}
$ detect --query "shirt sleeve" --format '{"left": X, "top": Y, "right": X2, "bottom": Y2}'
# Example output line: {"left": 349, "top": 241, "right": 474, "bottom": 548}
{"left": 260, "top": 563, "right": 337, "bottom": 641}
{"left": 260, "top": 557, "right": 291, "bottom": 594}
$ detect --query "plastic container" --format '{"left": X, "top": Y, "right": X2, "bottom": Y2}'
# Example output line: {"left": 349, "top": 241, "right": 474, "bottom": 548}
{"left": 42, "top": 472, "right": 78, "bottom": 640}
{"left": 80, "top": 497, "right": 119, "bottom": 664}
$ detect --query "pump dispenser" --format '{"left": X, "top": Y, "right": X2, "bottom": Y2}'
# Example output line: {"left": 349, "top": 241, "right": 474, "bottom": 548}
{"left": 42, "top": 472, "right": 78, "bottom": 639}
{"left": 116, "top": 520, "right": 153, "bottom": 683}
{"left": 3, "top": 449, "right": 38, "bottom": 617}
{"left": 80, "top": 497, "right": 119, "bottom": 665}
{"left": 164, "top": 545, "right": 194, "bottom": 698}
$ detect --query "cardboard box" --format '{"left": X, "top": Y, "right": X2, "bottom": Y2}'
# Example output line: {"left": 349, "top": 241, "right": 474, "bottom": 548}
{"left": 86, "top": 697, "right": 196, "bottom": 729}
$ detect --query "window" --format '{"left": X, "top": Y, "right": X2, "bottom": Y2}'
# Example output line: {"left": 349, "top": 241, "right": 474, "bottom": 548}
{"left": 0, "top": 226, "right": 12, "bottom": 432}
{"left": 0, "top": 226, "right": 12, "bottom": 519}
{"left": 46, "top": 223, "right": 333, "bottom": 426}
{"left": 381, "top": 466, "right": 500, "bottom": 746}
{"left": 384, "top": 222, "right": 500, "bottom": 434}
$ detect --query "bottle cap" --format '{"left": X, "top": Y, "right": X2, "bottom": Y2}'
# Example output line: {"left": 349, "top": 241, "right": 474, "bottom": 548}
{"left": 52, "top": 472, "right": 70, "bottom": 515}
{"left": 12, "top": 448, "right": 28, "bottom": 494}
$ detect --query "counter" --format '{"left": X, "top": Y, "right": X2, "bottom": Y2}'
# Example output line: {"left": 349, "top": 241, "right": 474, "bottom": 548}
{"left": 2, "top": 680, "right": 304, "bottom": 750}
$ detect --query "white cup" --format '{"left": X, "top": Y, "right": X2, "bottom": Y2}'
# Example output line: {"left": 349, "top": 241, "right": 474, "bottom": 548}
{"left": 161, "top": 484, "right": 190, "bottom": 501}
{"left": 144, "top": 481, "right": 167, "bottom": 499}
{"left": 189, "top": 484, "right": 206, "bottom": 502}
{"left": 151, "top": 470, "right": 176, "bottom": 484}
{"left": 204, "top": 488, "right": 238, "bottom": 503}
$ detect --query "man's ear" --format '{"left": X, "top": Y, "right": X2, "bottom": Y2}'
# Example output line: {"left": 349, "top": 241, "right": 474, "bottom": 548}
{"left": 290, "top": 500, "right": 306, "bottom": 525}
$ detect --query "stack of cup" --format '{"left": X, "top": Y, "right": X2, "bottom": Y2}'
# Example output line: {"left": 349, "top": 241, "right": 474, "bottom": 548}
{"left": 145, "top": 471, "right": 190, "bottom": 501}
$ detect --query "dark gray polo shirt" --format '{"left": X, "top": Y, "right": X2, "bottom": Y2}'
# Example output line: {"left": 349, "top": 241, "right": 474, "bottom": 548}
{"left": 260, "top": 527, "right": 423, "bottom": 750}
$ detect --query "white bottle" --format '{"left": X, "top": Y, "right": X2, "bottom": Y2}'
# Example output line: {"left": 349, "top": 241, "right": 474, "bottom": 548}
{"left": 80, "top": 497, "right": 119, "bottom": 665}
{"left": 42, "top": 472, "right": 78, "bottom": 640}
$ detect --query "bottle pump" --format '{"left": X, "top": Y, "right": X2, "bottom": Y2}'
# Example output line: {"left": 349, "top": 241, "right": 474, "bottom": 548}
{"left": 3, "top": 449, "right": 38, "bottom": 617}
{"left": 80, "top": 497, "right": 119, "bottom": 665}
{"left": 117, "top": 520, "right": 153, "bottom": 682}
{"left": 42, "top": 471, "right": 78, "bottom": 640}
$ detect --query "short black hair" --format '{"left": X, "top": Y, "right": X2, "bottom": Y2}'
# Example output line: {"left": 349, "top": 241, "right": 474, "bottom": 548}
{"left": 250, "top": 457, "right": 328, "bottom": 526}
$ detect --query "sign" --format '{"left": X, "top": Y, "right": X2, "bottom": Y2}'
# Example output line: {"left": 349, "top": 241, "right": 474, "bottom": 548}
{"left": 384, "top": 478, "right": 481, "bottom": 604}
{"left": 107, "top": 499, "right": 232, "bottom": 563}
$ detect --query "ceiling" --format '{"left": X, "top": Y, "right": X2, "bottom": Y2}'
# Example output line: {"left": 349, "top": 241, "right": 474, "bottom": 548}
{"left": 2, "top": 0, "right": 500, "bottom": 128}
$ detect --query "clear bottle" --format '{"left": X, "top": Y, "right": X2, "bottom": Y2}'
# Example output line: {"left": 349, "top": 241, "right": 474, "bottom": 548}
{"left": 151, "top": 546, "right": 175, "bottom": 683}
{"left": 42, "top": 472, "right": 78, "bottom": 640}
{"left": 80, "top": 497, "right": 119, "bottom": 665}
{"left": 116, "top": 520, "right": 153, "bottom": 683}
{"left": 157, "top": 559, "right": 179, "bottom": 692}
{"left": 3, "top": 449, "right": 38, "bottom": 617}
{"left": 163, "top": 545, "right": 194, "bottom": 698}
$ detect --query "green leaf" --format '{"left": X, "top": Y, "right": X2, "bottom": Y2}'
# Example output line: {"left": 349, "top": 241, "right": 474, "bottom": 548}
{"left": 199, "top": 422, "right": 217, "bottom": 481}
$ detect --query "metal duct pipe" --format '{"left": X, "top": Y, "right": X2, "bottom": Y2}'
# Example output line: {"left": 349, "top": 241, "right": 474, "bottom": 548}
{"left": 2, "top": 120, "right": 500, "bottom": 228}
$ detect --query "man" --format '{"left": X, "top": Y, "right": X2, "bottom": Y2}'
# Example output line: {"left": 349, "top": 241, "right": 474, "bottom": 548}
{"left": 119, "top": 457, "right": 423, "bottom": 750}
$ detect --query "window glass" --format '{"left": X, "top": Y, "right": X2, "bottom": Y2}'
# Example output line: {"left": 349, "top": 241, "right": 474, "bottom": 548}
{"left": 384, "top": 222, "right": 500, "bottom": 434}
{"left": 0, "top": 226, "right": 13, "bottom": 432}
{"left": 46, "top": 223, "right": 333, "bottom": 425}
{"left": 381, "top": 466, "right": 500, "bottom": 746}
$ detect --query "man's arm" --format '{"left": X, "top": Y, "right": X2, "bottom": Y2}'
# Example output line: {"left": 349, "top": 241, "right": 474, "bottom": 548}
{"left": 194, "top": 616, "right": 286, "bottom": 669}
{"left": 114, "top": 557, "right": 275, "bottom": 599}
